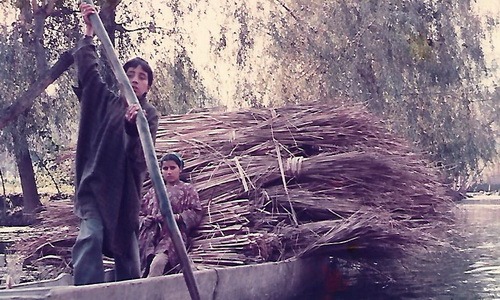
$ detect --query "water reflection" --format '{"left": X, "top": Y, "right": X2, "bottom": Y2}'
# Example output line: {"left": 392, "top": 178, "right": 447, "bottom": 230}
{"left": 373, "top": 203, "right": 500, "bottom": 299}
{"left": 297, "top": 203, "right": 500, "bottom": 299}
{"left": 458, "top": 204, "right": 500, "bottom": 298}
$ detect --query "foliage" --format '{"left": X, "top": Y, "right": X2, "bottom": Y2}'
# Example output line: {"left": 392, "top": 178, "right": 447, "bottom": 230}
{"left": 129, "top": 0, "right": 498, "bottom": 186}
{"left": 113, "top": 0, "right": 219, "bottom": 114}
{"left": 0, "top": 1, "right": 80, "bottom": 209}
{"left": 0, "top": 0, "right": 499, "bottom": 193}
{"left": 259, "top": 1, "right": 498, "bottom": 186}
{"left": 0, "top": 0, "right": 216, "bottom": 197}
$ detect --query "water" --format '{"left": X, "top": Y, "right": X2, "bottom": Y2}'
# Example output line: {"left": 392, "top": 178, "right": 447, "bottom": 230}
{"left": 297, "top": 201, "right": 500, "bottom": 299}
{"left": 0, "top": 226, "right": 45, "bottom": 286}
{"left": 384, "top": 203, "right": 500, "bottom": 299}
{"left": 449, "top": 203, "right": 500, "bottom": 298}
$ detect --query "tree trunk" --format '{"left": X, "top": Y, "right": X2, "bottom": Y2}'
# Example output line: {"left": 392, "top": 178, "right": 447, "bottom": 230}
{"left": 11, "top": 120, "right": 41, "bottom": 216}
{"left": 0, "top": 168, "right": 6, "bottom": 217}
{"left": 0, "top": 50, "right": 74, "bottom": 130}
{"left": 33, "top": 10, "right": 48, "bottom": 72}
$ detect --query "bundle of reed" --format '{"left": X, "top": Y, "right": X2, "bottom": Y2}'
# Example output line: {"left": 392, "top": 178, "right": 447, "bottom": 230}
{"left": 11, "top": 101, "right": 455, "bottom": 277}
{"left": 152, "top": 101, "right": 454, "bottom": 263}
{"left": 275, "top": 210, "right": 410, "bottom": 258}
{"left": 155, "top": 103, "right": 415, "bottom": 161}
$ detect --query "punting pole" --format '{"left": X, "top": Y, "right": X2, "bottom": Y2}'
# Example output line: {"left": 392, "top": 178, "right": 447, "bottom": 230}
{"left": 79, "top": 1, "right": 200, "bottom": 299}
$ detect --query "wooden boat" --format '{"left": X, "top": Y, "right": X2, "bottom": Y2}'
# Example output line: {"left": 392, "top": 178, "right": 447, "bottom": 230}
{"left": 0, "top": 257, "right": 330, "bottom": 300}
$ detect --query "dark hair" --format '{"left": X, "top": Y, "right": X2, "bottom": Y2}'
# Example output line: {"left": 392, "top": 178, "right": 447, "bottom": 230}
{"left": 160, "top": 153, "right": 184, "bottom": 169}
{"left": 123, "top": 57, "right": 154, "bottom": 87}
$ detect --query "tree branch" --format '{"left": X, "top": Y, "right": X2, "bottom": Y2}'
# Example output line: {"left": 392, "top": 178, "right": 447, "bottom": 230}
{"left": 115, "top": 22, "right": 174, "bottom": 35}
{"left": 101, "top": 0, "right": 122, "bottom": 11}
{"left": 274, "top": 0, "right": 299, "bottom": 21}
{"left": 45, "top": 0, "right": 56, "bottom": 15}
{"left": 31, "top": 0, "right": 38, "bottom": 12}
{"left": 48, "top": 7, "right": 77, "bottom": 18}
{"left": 0, "top": 49, "right": 74, "bottom": 130}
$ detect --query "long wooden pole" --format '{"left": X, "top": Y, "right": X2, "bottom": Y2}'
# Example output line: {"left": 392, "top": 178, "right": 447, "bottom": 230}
{"left": 80, "top": 1, "right": 200, "bottom": 299}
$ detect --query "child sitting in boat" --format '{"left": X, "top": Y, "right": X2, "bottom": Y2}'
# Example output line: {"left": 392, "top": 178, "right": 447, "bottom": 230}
{"left": 138, "top": 153, "right": 203, "bottom": 277}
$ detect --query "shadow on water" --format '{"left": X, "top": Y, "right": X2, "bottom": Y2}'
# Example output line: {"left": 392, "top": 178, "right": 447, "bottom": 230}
{"left": 294, "top": 203, "right": 500, "bottom": 299}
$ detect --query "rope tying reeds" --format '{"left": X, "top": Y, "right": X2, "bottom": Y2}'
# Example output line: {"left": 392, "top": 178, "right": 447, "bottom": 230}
{"left": 285, "top": 156, "right": 304, "bottom": 178}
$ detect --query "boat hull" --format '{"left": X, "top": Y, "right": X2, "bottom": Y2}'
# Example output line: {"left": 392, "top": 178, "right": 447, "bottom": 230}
{"left": 0, "top": 257, "right": 328, "bottom": 300}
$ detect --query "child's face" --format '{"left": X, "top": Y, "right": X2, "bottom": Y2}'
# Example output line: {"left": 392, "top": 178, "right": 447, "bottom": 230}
{"left": 126, "top": 65, "right": 150, "bottom": 98}
{"left": 162, "top": 160, "right": 181, "bottom": 184}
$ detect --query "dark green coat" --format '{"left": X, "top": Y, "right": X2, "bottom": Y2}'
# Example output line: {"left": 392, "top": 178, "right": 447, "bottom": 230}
{"left": 73, "top": 36, "right": 159, "bottom": 256}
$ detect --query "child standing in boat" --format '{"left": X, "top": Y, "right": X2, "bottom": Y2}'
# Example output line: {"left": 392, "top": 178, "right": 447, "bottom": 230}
{"left": 139, "top": 153, "right": 203, "bottom": 277}
{"left": 72, "top": 3, "right": 159, "bottom": 285}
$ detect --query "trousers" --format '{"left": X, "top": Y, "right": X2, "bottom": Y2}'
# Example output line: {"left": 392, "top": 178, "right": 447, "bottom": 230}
{"left": 72, "top": 215, "right": 141, "bottom": 285}
{"left": 148, "top": 252, "right": 169, "bottom": 277}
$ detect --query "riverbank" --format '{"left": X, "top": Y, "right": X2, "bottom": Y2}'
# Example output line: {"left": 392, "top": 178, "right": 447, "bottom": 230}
{"left": 461, "top": 192, "right": 500, "bottom": 204}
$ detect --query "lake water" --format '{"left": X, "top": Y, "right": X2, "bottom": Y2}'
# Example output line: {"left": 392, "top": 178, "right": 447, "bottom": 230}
{"left": 450, "top": 203, "right": 500, "bottom": 298}
{"left": 382, "top": 202, "right": 500, "bottom": 299}
{"left": 298, "top": 201, "right": 500, "bottom": 299}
